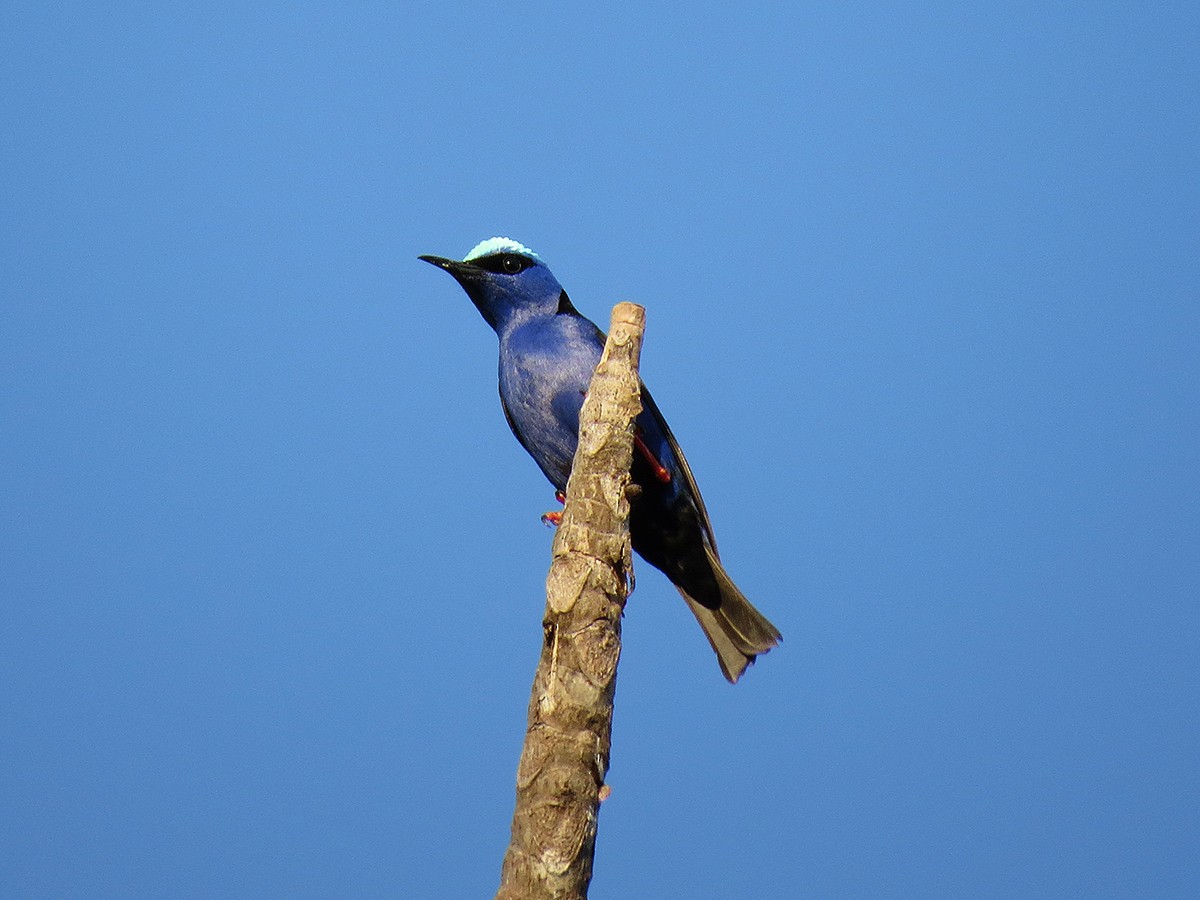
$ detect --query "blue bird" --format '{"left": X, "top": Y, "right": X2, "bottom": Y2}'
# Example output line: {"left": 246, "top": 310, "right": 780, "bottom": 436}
{"left": 420, "top": 238, "right": 781, "bottom": 682}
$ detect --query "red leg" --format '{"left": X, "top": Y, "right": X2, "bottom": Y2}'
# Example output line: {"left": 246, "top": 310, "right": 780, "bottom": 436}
{"left": 634, "top": 432, "right": 672, "bottom": 484}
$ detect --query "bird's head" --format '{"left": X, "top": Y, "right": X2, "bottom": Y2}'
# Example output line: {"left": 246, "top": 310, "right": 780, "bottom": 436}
{"left": 420, "top": 237, "right": 569, "bottom": 334}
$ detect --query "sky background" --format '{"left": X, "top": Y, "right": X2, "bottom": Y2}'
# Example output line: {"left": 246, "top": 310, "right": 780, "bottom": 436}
{"left": 3, "top": 3, "right": 1198, "bottom": 898}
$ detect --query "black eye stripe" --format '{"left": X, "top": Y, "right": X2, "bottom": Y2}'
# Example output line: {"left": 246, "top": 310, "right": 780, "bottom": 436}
{"left": 472, "top": 253, "right": 536, "bottom": 275}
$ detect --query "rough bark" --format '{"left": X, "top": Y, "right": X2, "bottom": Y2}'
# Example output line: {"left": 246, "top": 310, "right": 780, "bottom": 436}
{"left": 495, "top": 302, "right": 646, "bottom": 900}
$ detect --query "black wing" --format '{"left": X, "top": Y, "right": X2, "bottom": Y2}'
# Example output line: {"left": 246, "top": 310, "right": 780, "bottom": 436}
{"left": 639, "top": 383, "right": 720, "bottom": 555}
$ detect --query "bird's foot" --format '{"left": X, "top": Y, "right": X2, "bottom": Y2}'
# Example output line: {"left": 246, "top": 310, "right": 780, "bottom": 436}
{"left": 633, "top": 431, "right": 672, "bottom": 483}
{"left": 540, "top": 491, "right": 567, "bottom": 527}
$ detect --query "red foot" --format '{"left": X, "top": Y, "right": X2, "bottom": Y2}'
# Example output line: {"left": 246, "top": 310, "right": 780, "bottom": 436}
{"left": 541, "top": 491, "right": 567, "bottom": 527}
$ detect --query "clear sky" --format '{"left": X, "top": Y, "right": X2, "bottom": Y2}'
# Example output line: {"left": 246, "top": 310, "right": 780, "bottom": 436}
{"left": 3, "top": 3, "right": 1198, "bottom": 898}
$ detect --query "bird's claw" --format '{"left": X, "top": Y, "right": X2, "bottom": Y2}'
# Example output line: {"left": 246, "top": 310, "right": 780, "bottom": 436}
{"left": 540, "top": 491, "right": 567, "bottom": 527}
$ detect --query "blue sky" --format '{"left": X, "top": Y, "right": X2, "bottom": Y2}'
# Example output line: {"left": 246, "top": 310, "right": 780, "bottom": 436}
{"left": 3, "top": 3, "right": 1198, "bottom": 897}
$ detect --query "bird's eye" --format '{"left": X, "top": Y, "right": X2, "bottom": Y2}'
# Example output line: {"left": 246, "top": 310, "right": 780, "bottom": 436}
{"left": 472, "top": 252, "right": 534, "bottom": 275}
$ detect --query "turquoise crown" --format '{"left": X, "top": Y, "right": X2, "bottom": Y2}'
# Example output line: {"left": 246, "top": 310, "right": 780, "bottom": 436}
{"left": 464, "top": 237, "right": 543, "bottom": 263}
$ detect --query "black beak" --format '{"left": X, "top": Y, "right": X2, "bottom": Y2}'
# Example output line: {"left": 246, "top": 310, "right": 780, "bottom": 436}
{"left": 419, "top": 254, "right": 484, "bottom": 287}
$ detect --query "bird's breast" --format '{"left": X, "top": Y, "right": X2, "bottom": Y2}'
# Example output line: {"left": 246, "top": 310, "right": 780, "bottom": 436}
{"left": 497, "top": 322, "right": 602, "bottom": 489}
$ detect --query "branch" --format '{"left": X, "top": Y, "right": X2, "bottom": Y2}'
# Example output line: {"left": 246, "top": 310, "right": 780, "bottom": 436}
{"left": 496, "top": 302, "right": 646, "bottom": 900}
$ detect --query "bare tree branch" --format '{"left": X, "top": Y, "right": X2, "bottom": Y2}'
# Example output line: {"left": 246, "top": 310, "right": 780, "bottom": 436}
{"left": 496, "top": 302, "right": 646, "bottom": 900}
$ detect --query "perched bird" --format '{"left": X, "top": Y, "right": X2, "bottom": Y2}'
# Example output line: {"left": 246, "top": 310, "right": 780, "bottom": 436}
{"left": 420, "top": 238, "right": 781, "bottom": 682}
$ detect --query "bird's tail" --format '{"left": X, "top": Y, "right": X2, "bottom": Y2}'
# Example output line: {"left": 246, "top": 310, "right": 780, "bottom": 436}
{"left": 678, "top": 546, "right": 782, "bottom": 683}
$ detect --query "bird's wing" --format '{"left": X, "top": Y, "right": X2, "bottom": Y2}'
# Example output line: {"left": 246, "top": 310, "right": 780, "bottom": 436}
{"left": 639, "top": 383, "right": 720, "bottom": 555}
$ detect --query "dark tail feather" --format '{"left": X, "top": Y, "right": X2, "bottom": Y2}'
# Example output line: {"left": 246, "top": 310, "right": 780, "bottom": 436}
{"left": 679, "top": 547, "right": 782, "bottom": 683}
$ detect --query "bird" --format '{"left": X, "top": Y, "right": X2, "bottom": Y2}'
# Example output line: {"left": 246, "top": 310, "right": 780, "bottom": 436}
{"left": 419, "top": 237, "right": 781, "bottom": 682}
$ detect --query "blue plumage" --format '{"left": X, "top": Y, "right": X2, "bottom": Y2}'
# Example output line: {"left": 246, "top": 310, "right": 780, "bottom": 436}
{"left": 420, "top": 238, "right": 780, "bottom": 681}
